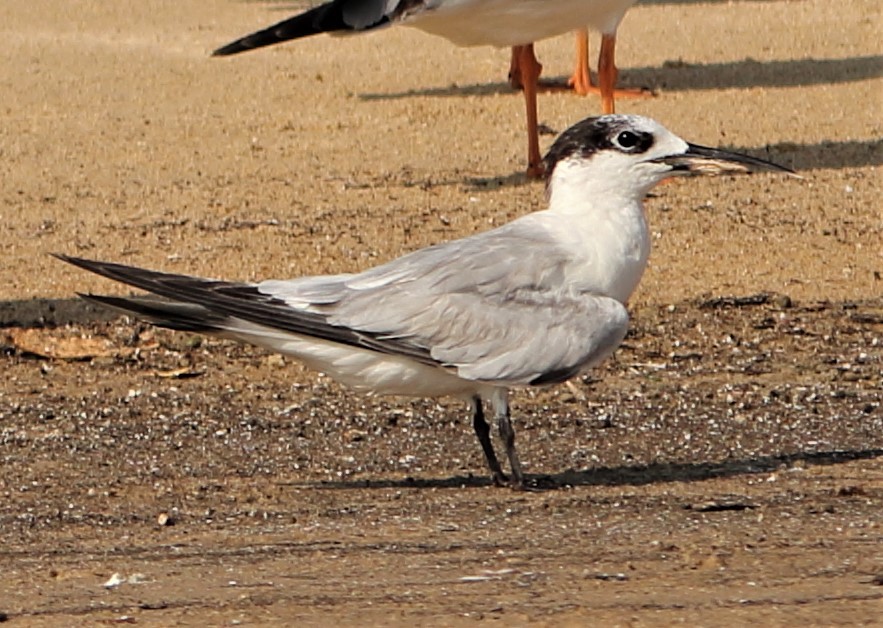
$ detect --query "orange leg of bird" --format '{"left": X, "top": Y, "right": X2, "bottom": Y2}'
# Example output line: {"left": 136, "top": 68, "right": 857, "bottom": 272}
{"left": 512, "top": 44, "right": 544, "bottom": 178}
{"left": 596, "top": 33, "right": 653, "bottom": 113}
{"left": 597, "top": 33, "right": 619, "bottom": 114}
{"left": 508, "top": 44, "right": 543, "bottom": 91}
{"left": 567, "top": 29, "right": 593, "bottom": 95}
{"left": 508, "top": 47, "right": 521, "bottom": 89}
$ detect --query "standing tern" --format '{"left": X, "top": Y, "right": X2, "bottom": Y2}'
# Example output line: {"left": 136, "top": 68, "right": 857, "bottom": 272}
{"left": 57, "top": 115, "right": 792, "bottom": 488}
{"left": 213, "top": 0, "right": 646, "bottom": 177}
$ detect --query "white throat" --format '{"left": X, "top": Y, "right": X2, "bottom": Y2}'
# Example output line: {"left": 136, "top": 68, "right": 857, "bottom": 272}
{"left": 544, "top": 157, "right": 654, "bottom": 303}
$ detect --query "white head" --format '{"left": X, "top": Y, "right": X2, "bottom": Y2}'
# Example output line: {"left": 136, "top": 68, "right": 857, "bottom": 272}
{"left": 543, "top": 115, "right": 792, "bottom": 212}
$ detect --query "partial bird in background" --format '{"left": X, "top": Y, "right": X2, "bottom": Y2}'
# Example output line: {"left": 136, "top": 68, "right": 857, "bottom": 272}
{"left": 214, "top": 0, "right": 652, "bottom": 177}
{"left": 509, "top": 24, "right": 653, "bottom": 114}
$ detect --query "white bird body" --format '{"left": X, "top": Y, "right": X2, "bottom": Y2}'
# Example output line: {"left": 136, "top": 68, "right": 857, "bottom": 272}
{"left": 402, "top": 0, "right": 637, "bottom": 47}
{"left": 222, "top": 319, "right": 490, "bottom": 398}
{"left": 252, "top": 206, "right": 634, "bottom": 396}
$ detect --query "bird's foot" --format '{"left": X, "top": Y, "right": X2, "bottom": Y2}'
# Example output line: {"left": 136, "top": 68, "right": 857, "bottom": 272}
{"left": 525, "top": 162, "right": 545, "bottom": 180}
{"left": 509, "top": 475, "right": 557, "bottom": 492}
{"left": 491, "top": 471, "right": 510, "bottom": 487}
{"left": 567, "top": 69, "right": 594, "bottom": 96}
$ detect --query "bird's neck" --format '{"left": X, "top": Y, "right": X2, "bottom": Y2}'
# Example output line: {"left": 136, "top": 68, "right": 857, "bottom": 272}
{"left": 544, "top": 175, "right": 651, "bottom": 303}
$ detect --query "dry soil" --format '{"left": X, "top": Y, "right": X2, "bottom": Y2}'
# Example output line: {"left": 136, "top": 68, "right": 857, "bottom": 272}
{"left": 0, "top": 0, "right": 881, "bottom": 625}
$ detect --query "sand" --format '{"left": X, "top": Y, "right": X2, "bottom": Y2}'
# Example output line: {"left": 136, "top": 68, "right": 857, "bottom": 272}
{"left": 0, "top": 0, "right": 880, "bottom": 624}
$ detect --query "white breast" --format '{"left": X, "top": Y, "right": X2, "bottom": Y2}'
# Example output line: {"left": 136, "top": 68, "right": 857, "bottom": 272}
{"left": 218, "top": 321, "right": 482, "bottom": 398}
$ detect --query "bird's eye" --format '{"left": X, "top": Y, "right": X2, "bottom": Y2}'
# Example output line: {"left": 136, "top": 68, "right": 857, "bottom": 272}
{"left": 615, "top": 131, "right": 640, "bottom": 149}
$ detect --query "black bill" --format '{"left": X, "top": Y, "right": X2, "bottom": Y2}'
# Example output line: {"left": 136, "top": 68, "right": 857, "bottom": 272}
{"left": 655, "top": 143, "right": 796, "bottom": 176}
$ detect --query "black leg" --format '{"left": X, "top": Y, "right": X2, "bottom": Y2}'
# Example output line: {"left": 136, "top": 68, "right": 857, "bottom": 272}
{"left": 497, "top": 405, "right": 525, "bottom": 489}
{"left": 471, "top": 397, "right": 507, "bottom": 486}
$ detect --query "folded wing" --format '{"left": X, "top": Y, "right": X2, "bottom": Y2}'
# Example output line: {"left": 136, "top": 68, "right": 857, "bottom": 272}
{"left": 58, "top": 222, "right": 628, "bottom": 387}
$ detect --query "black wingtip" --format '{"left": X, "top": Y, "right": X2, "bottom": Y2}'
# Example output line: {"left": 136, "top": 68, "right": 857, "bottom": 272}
{"left": 211, "top": 42, "right": 246, "bottom": 57}
{"left": 210, "top": 4, "right": 354, "bottom": 58}
{"left": 75, "top": 292, "right": 128, "bottom": 312}
{"left": 211, "top": 30, "right": 292, "bottom": 57}
{"left": 53, "top": 252, "right": 85, "bottom": 268}
{"left": 54, "top": 253, "right": 162, "bottom": 292}
{"left": 53, "top": 253, "right": 106, "bottom": 276}
{"left": 73, "top": 292, "right": 222, "bottom": 333}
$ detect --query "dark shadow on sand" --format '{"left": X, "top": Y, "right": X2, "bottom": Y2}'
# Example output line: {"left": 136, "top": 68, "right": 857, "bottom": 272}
{"left": 709, "top": 138, "right": 882, "bottom": 172}
{"left": 293, "top": 448, "right": 883, "bottom": 491}
{"left": 0, "top": 297, "right": 119, "bottom": 328}
{"left": 359, "top": 56, "right": 882, "bottom": 100}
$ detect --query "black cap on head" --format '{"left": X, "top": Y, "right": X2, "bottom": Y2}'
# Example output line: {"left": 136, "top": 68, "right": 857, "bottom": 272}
{"left": 542, "top": 116, "right": 656, "bottom": 178}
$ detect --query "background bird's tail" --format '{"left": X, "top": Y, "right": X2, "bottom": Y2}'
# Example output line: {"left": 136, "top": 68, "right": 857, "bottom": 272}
{"left": 213, "top": 3, "right": 376, "bottom": 56}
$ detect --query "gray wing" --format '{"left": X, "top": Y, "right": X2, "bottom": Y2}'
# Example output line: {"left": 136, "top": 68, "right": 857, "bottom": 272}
{"left": 382, "top": 287, "right": 628, "bottom": 385}
{"left": 262, "top": 218, "right": 629, "bottom": 385}
{"left": 59, "top": 216, "right": 629, "bottom": 387}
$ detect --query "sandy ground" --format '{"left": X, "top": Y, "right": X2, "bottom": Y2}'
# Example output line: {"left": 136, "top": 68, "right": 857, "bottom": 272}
{"left": 0, "top": 0, "right": 881, "bottom": 624}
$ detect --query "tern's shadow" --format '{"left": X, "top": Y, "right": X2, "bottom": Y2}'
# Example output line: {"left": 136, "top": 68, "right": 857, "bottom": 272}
{"left": 719, "top": 138, "right": 883, "bottom": 172}
{"left": 0, "top": 297, "right": 119, "bottom": 327}
{"left": 359, "top": 55, "right": 883, "bottom": 100}
{"left": 291, "top": 448, "right": 883, "bottom": 491}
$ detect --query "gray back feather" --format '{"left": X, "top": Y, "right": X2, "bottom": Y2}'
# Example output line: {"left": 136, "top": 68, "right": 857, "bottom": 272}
{"left": 261, "top": 216, "right": 629, "bottom": 385}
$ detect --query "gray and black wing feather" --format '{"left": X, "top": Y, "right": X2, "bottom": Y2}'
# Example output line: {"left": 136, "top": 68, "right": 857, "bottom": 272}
{"left": 55, "top": 254, "right": 436, "bottom": 365}
{"left": 212, "top": 0, "right": 417, "bottom": 56}
{"left": 57, "top": 220, "right": 630, "bottom": 388}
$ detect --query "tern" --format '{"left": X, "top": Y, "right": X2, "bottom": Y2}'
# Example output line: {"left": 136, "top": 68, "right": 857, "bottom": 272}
{"left": 57, "top": 115, "right": 792, "bottom": 488}
{"left": 213, "top": 0, "right": 646, "bottom": 177}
